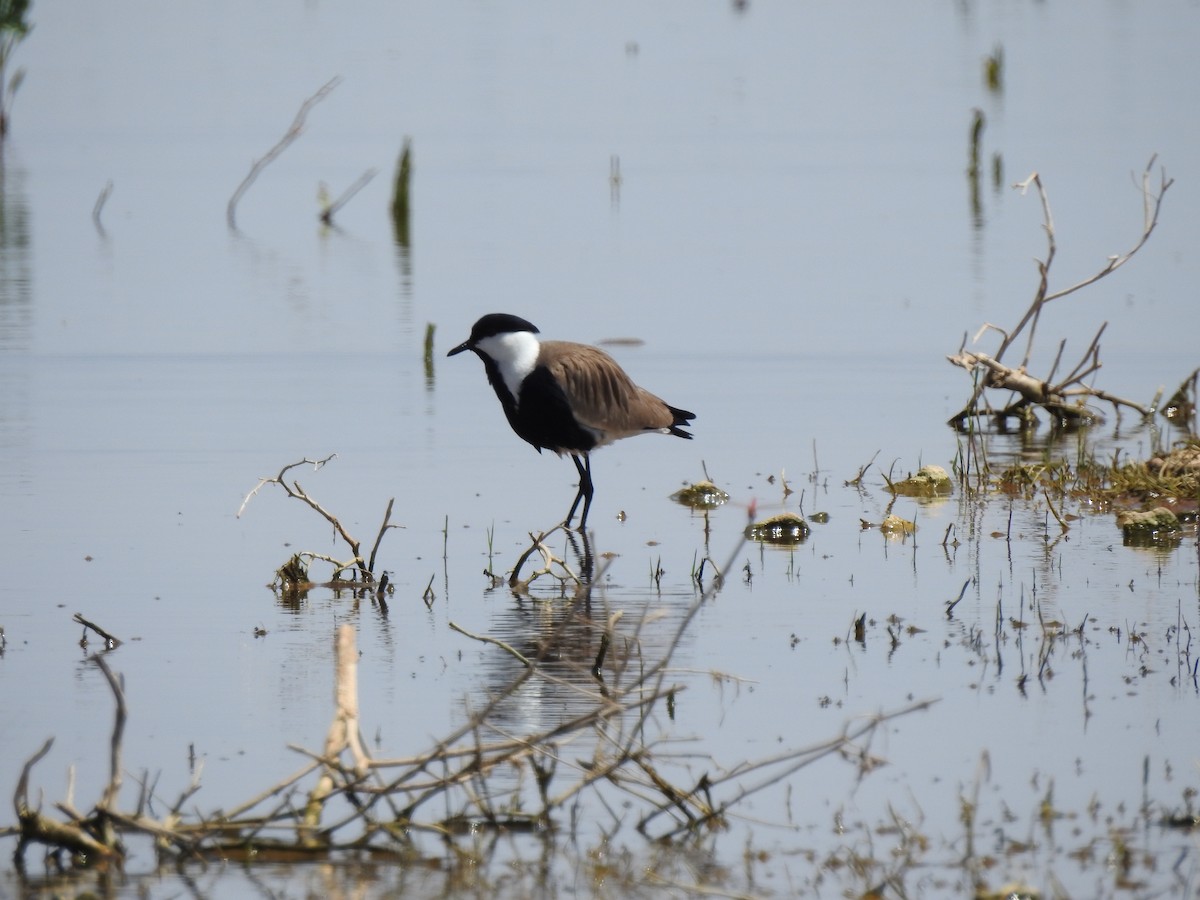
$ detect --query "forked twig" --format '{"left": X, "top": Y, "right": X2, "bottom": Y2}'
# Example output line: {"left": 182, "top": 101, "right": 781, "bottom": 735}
{"left": 948, "top": 157, "right": 1171, "bottom": 426}
{"left": 239, "top": 455, "right": 399, "bottom": 582}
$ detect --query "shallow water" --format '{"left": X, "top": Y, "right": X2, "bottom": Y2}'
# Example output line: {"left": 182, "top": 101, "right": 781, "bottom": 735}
{"left": 2, "top": 1, "right": 1200, "bottom": 897}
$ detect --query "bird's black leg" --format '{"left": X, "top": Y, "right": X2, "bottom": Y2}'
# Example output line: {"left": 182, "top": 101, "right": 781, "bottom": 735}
{"left": 565, "top": 453, "right": 594, "bottom": 529}
{"left": 562, "top": 528, "right": 595, "bottom": 584}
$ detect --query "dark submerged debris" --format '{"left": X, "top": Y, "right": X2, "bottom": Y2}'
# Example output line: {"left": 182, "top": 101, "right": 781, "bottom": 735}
{"left": 1162, "top": 367, "right": 1197, "bottom": 425}
{"left": 983, "top": 44, "right": 1004, "bottom": 93}
{"left": 746, "top": 512, "right": 810, "bottom": 545}
{"left": 275, "top": 553, "right": 312, "bottom": 592}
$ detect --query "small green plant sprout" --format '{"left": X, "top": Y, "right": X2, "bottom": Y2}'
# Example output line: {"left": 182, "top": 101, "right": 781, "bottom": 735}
{"left": 983, "top": 44, "right": 1004, "bottom": 93}
{"left": 391, "top": 137, "right": 412, "bottom": 244}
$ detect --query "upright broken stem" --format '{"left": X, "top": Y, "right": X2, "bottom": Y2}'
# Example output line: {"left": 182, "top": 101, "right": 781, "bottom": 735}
{"left": 302, "top": 624, "right": 370, "bottom": 844}
{"left": 94, "top": 656, "right": 126, "bottom": 815}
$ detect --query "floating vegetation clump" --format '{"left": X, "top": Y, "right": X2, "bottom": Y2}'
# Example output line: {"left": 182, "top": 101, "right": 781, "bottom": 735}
{"left": 1108, "top": 443, "right": 1200, "bottom": 506}
{"left": 880, "top": 514, "right": 917, "bottom": 536}
{"left": 671, "top": 480, "right": 730, "bottom": 510}
{"left": 1147, "top": 442, "right": 1200, "bottom": 477}
{"left": 1116, "top": 506, "right": 1184, "bottom": 548}
{"left": 275, "top": 553, "right": 311, "bottom": 591}
{"left": 746, "top": 512, "right": 810, "bottom": 545}
{"left": 888, "top": 464, "right": 953, "bottom": 497}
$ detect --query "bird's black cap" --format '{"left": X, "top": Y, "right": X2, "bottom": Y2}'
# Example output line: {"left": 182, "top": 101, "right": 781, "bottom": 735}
{"left": 447, "top": 313, "right": 540, "bottom": 356}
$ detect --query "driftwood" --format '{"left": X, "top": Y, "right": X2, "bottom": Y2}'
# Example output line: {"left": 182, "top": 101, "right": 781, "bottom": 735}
{"left": 948, "top": 157, "right": 1172, "bottom": 428}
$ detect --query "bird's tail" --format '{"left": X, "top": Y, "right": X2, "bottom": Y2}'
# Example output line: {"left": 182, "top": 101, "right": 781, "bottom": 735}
{"left": 666, "top": 405, "right": 695, "bottom": 439}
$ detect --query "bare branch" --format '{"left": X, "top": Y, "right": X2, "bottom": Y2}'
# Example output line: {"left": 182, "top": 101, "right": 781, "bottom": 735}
{"left": 366, "top": 497, "right": 396, "bottom": 576}
{"left": 949, "top": 158, "right": 1171, "bottom": 427}
{"left": 227, "top": 77, "right": 342, "bottom": 230}
{"left": 93, "top": 656, "right": 127, "bottom": 819}
{"left": 449, "top": 621, "right": 533, "bottom": 668}
{"left": 73, "top": 612, "right": 123, "bottom": 649}
{"left": 238, "top": 454, "right": 337, "bottom": 519}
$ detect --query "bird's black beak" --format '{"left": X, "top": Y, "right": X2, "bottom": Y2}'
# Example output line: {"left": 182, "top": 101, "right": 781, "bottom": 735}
{"left": 447, "top": 340, "right": 472, "bottom": 357}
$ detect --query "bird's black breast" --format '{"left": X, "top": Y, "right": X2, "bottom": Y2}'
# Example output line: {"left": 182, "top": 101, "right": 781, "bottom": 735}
{"left": 503, "top": 365, "right": 597, "bottom": 454}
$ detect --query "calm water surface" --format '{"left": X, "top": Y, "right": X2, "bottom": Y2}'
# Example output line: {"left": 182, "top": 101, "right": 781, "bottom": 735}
{"left": 2, "top": 1, "right": 1199, "bottom": 897}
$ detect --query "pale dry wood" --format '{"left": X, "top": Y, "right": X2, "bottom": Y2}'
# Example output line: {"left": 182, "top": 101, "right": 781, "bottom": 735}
{"left": 239, "top": 455, "right": 399, "bottom": 582}
{"left": 449, "top": 621, "right": 533, "bottom": 667}
{"left": 949, "top": 158, "right": 1172, "bottom": 425}
{"left": 302, "top": 625, "right": 372, "bottom": 841}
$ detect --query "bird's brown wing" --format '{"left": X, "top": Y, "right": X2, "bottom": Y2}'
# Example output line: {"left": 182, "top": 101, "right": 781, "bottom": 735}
{"left": 539, "top": 341, "right": 674, "bottom": 441}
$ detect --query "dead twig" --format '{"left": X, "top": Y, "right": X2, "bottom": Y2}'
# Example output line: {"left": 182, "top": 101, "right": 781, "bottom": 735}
{"left": 73, "top": 612, "right": 122, "bottom": 649}
{"left": 319, "top": 168, "right": 378, "bottom": 226}
{"left": 227, "top": 76, "right": 341, "bottom": 231}
{"left": 240, "top": 455, "right": 399, "bottom": 583}
{"left": 948, "top": 158, "right": 1172, "bottom": 427}
{"left": 92, "top": 180, "right": 113, "bottom": 236}
{"left": 93, "top": 656, "right": 127, "bottom": 816}
{"left": 449, "top": 621, "right": 533, "bottom": 668}
{"left": 509, "top": 524, "right": 583, "bottom": 590}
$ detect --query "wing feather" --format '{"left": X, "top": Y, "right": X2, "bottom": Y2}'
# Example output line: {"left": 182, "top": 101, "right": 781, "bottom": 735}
{"left": 540, "top": 341, "right": 675, "bottom": 441}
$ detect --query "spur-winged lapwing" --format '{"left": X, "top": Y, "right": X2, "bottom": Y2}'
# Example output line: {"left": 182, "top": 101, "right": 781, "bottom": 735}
{"left": 448, "top": 313, "right": 695, "bottom": 528}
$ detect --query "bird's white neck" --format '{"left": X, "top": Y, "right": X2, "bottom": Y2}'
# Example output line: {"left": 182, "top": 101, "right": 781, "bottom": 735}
{"left": 476, "top": 331, "right": 540, "bottom": 403}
